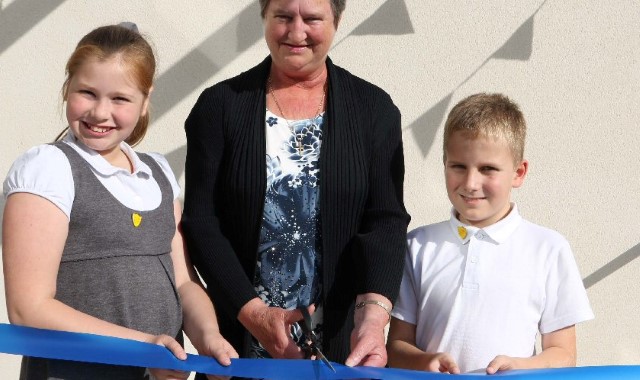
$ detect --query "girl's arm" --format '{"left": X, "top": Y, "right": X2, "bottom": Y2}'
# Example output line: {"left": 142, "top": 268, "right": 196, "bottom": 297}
{"left": 387, "top": 317, "right": 460, "bottom": 374}
{"left": 2, "top": 193, "right": 184, "bottom": 353}
{"left": 486, "top": 325, "right": 576, "bottom": 374}
{"left": 169, "top": 200, "right": 238, "bottom": 365}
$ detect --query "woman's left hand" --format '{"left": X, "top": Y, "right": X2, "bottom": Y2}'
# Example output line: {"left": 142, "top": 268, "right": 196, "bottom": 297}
{"left": 346, "top": 294, "right": 392, "bottom": 367}
{"left": 346, "top": 318, "right": 388, "bottom": 367}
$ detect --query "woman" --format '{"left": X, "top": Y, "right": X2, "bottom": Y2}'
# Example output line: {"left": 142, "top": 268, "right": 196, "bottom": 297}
{"left": 182, "top": 0, "right": 410, "bottom": 371}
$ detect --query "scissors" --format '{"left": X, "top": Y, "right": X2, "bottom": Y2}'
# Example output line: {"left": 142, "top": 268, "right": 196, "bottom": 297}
{"left": 298, "top": 307, "right": 336, "bottom": 373}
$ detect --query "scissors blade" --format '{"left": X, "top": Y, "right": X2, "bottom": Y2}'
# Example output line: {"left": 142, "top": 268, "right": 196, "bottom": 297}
{"left": 315, "top": 347, "right": 336, "bottom": 373}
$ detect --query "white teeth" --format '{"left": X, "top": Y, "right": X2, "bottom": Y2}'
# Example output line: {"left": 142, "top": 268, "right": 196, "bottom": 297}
{"left": 89, "top": 125, "right": 109, "bottom": 133}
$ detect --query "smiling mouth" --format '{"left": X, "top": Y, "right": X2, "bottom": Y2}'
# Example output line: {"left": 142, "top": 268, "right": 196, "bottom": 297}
{"left": 83, "top": 121, "right": 113, "bottom": 133}
{"left": 461, "top": 194, "right": 485, "bottom": 201}
{"left": 285, "top": 43, "right": 310, "bottom": 49}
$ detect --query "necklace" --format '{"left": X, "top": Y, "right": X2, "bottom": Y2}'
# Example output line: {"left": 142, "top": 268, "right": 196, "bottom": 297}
{"left": 268, "top": 76, "right": 326, "bottom": 155}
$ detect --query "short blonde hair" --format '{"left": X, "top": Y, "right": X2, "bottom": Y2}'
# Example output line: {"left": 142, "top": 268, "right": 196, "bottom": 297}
{"left": 443, "top": 93, "right": 526, "bottom": 164}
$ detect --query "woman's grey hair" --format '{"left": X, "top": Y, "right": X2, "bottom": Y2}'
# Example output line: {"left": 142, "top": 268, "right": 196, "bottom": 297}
{"left": 259, "top": 0, "right": 346, "bottom": 27}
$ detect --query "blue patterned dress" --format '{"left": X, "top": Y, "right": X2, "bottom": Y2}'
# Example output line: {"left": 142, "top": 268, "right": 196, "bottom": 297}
{"left": 250, "top": 110, "right": 324, "bottom": 359}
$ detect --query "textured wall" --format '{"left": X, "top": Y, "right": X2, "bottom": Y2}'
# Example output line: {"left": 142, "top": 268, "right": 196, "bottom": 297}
{"left": 1, "top": 0, "right": 638, "bottom": 376}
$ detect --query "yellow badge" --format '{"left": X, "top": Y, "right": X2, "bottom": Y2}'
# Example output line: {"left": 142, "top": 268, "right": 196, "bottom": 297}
{"left": 457, "top": 226, "right": 467, "bottom": 240}
{"left": 132, "top": 213, "right": 142, "bottom": 228}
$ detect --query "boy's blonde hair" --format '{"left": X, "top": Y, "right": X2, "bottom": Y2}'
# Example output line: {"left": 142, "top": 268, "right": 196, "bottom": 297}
{"left": 443, "top": 93, "right": 526, "bottom": 165}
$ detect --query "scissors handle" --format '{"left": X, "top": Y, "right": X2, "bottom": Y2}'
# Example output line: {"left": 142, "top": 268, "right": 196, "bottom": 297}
{"left": 297, "top": 306, "right": 336, "bottom": 372}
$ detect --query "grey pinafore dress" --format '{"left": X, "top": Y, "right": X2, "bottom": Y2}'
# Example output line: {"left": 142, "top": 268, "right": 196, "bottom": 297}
{"left": 20, "top": 142, "right": 183, "bottom": 380}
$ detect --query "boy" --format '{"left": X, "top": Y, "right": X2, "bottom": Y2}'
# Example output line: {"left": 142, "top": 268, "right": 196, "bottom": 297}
{"left": 387, "top": 93, "right": 594, "bottom": 374}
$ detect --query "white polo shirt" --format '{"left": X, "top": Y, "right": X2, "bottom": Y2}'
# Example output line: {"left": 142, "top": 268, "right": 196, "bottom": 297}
{"left": 3, "top": 132, "right": 180, "bottom": 219}
{"left": 392, "top": 204, "right": 594, "bottom": 373}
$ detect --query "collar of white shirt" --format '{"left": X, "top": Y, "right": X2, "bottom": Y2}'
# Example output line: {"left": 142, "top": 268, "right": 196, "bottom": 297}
{"left": 448, "top": 203, "right": 523, "bottom": 245}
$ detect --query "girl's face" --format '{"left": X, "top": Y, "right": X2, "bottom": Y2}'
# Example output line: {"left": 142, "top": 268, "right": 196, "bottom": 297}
{"left": 66, "top": 57, "right": 150, "bottom": 163}
{"left": 263, "top": 0, "right": 337, "bottom": 78}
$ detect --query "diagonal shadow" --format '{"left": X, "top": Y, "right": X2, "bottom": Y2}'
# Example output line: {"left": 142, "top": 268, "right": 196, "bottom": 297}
{"left": 406, "top": 93, "right": 453, "bottom": 158}
{"left": 406, "top": 0, "right": 547, "bottom": 157}
{"left": 153, "top": 1, "right": 262, "bottom": 123}
{"left": 583, "top": 243, "right": 640, "bottom": 289}
{"left": 351, "top": 0, "right": 414, "bottom": 36}
{"left": 333, "top": 0, "right": 414, "bottom": 50}
{"left": 165, "top": 145, "right": 187, "bottom": 183}
{"left": 0, "top": 0, "right": 67, "bottom": 55}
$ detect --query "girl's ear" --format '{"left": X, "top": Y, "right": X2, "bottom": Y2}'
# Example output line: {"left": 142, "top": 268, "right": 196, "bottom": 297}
{"left": 512, "top": 159, "right": 528, "bottom": 188}
{"left": 141, "top": 86, "right": 153, "bottom": 117}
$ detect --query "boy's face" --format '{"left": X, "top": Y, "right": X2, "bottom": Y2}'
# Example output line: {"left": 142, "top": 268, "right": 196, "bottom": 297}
{"left": 445, "top": 131, "right": 528, "bottom": 228}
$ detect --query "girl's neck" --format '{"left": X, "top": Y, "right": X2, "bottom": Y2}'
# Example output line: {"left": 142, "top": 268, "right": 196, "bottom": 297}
{"left": 101, "top": 147, "right": 134, "bottom": 173}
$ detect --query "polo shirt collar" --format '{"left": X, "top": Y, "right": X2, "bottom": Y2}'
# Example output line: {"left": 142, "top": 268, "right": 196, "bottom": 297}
{"left": 63, "top": 131, "right": 152, "bottom": 178}
{"left": 449, "top": 203, "right": 523, "bottom": 245}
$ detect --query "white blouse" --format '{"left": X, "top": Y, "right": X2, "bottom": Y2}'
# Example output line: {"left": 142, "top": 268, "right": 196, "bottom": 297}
{"left": 3, "top": 132, "right": 180, "bottom": 220}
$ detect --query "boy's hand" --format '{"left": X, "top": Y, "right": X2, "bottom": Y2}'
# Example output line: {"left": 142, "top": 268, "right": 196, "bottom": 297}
{"left": 486, "top": 355, "right": 521, "bottom": 374}
{"left": 424, "top": 352, "right": 460, "bottom": 374}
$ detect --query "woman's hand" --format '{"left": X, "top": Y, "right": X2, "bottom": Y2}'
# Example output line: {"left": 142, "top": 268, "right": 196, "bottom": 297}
{"left": 346, "top": 317, "right": 388, "bottom": 367}
{"left": 238, "top": 298, "right": 311, "bottom": 359}
{"left": 346, "top": 294, "right": 392, "bottom": 367}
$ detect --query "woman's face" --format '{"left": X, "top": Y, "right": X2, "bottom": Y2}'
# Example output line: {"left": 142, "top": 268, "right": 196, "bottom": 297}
{"left": 264, "top": 0, "right": 337, "bottom": 78}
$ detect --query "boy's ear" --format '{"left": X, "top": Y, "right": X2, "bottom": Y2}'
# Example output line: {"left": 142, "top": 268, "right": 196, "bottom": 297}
{"left": 512, "top": 160, "right": 528, "bottom": 188}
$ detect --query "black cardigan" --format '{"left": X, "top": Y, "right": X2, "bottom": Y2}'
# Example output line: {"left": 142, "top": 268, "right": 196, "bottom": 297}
{"left": 182, "top": 56, "right": 410, "bottom": 362}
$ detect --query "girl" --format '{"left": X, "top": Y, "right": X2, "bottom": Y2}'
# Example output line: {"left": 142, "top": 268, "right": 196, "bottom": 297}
{"left": 2, "top": 23, "right": 237, "bottom": 380}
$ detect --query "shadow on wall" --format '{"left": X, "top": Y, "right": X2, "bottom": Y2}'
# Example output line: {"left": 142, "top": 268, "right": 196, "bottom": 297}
{"left": 0, "top": 0, "right": 67, "bottom": 55}
{"left": 583, "top": 244, "right": 640, "bottom": 289}
{"left": 406, "top": 11, "right": 537, "bottom": 158}
{"left": 153, "top": 2, "right": 263, "bottom": 123}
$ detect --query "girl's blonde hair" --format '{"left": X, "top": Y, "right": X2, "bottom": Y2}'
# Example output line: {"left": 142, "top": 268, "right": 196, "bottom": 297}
{"left": 56, "top": 23, "right": 155, "bottom": 146}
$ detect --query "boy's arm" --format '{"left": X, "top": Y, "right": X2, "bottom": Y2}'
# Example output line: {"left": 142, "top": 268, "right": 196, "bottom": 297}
{"left": 387, "top": 317, "right": 460, "bottom": 374}
{"left": 486, "top": 325, "right": 576, "bottom": 374}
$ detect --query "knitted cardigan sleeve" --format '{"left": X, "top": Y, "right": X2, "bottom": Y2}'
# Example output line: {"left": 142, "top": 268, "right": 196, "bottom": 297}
{"left": 181, "top": 84, "right": 260, "bottom": 318}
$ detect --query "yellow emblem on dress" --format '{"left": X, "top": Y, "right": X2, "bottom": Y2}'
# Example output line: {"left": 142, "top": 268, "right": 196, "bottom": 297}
{"left": 132, "top": 213, "right": 142, "bottom": 228}
{"left": 457, "top": 226, "right": 467, "bottom": 240}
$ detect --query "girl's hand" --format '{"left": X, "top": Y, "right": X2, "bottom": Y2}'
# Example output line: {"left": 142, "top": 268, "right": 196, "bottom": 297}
{"left": 146, "top": 334, "right": 190, "bottom": 379}
{"left": 149, "top": 368, "right": 190, "bottom": 380}
{"left": 200, "top": 330, "right": 239, "bottom": 365}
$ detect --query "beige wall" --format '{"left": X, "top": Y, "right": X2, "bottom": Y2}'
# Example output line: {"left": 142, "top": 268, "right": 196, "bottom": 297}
{"left": 1, "top": 0, "right": 638, "bottom": 376}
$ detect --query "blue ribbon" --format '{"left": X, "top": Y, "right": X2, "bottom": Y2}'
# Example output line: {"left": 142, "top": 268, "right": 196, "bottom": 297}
{"left": 0, "top": 323, "right": 638, "bottom": 379}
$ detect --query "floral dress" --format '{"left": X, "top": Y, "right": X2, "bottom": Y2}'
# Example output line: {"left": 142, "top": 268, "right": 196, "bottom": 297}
{"left": 250, "top": 109, "right": 324, "bottom": 359}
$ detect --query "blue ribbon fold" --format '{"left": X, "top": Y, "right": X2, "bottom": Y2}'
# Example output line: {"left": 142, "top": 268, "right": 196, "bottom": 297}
{"left": 0, "top": 323, "right": 638, "bottom": 379}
